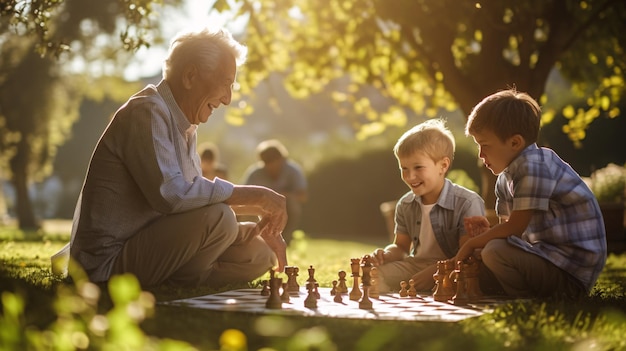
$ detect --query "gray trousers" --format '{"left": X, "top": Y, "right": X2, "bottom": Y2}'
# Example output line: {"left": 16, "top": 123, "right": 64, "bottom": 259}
{"left": 111, "top": 203, "right": 276, "bottom": 288}
{"left": 480, "top": 238, "right": 586, "bottom": 298}
{"left": 376, "top": 257, "right": 440, "bottom": 293}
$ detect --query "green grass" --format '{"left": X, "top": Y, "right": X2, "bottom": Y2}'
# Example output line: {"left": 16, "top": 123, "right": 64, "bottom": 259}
{"left": 2, "top": 221, "right": 626, "bottom": 350}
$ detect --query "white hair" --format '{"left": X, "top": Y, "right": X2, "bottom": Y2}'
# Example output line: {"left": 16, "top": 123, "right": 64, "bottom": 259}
{"left": 163, "top": 27, "right": 247, "bottom": 80}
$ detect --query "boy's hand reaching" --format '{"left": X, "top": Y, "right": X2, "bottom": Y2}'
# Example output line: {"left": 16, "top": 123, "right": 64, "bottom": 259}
{"left": 464, "top": 216, "right": 490, "bottom": 237}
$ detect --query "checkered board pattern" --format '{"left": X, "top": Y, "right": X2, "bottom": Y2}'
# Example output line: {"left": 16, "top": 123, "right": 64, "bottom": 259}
{"left": 161, "top": 287, "right": 508, "bottom": 322}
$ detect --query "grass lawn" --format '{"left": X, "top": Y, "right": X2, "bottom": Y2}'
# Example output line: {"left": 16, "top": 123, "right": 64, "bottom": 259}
{"left": 1, "top": 220, "right": 626, "bottom": 350}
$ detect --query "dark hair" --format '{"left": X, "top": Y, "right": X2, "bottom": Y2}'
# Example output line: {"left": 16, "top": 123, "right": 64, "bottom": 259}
{"left": 466, "top": 89, "right": 541, "bottom": 145}
{"left": 256, "top": 139, "right": 288, "bottom": 163}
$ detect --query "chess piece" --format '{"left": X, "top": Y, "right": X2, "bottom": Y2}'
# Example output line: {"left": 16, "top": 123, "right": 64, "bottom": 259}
{"left": 260, "top": 280, "right": 270, "bottom": 296}
{"left": 304, "top": 282, "right": 318, "bottom": 309}
{"left": 280, "top": 282, "right": 290, "bottom": 303}
{"left": 407, "top": 279, "right": 417, "bottom": 298}
{"left": 369, "top": 267, "right": 380, "bottom": 299}
{"left": 349, "top": 258, "right": 362, "bottom": 301}
{"left": 314, "top": 282, "right": 321, "bottom": 299}
{"left": 464, "top": 257, "right": 483, "bottom": 302}
{"left": 399, "top": 280, "right": 408, "bottom": 297}
{"left": 285, "top": 266, "right": 300, "bottom": 292}
{"left": 331, "top": 280, "right": 338, "bottom": 296}
{"left": 433, "top": 260, "right": 455, "bottom": 302}
{"left": 307, "top": 265, "right": 317, "bottom": 286}
{"left": 265, "top": 271, "right": 283, "bottom": 309}
{"left": 333, "top": 292, "right": 343, "bottom": 303}
{"left": 337, "top": 270, "right": 349, "bottom": 293}
{"left": 359, "top": 258, "right": 373, "bottom": 309}
{"left": 451, "top": 260, "right": 469, "bottom": 306}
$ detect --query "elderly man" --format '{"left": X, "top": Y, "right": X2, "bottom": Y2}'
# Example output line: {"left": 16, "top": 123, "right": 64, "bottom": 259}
{"left": 68, "top": 27, "right": 288, "bottom": 288}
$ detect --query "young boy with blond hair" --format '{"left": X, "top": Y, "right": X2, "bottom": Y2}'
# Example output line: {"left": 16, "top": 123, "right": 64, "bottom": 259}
{"left": 369, "top": 118, "right": 486, "bottom": 292}
{"left": 454, "top": 89, "right": 607, "bottom": 298}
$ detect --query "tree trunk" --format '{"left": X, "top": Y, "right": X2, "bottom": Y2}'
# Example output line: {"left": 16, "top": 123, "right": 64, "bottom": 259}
{"left": 10, "top": 139, "right": 40, "bottom": 230}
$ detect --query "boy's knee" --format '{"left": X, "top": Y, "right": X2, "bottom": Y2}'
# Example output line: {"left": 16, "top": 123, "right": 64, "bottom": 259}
{"left": 479, "top": 239, "right": 506, "bottom": 266}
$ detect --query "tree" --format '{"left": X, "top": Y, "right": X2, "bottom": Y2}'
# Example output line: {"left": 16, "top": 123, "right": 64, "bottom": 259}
{"left": 213, "top": 0, "right": 625, "bottom": 209}
{"left": 0, "top": 0, "right": 178, "bottom": 229}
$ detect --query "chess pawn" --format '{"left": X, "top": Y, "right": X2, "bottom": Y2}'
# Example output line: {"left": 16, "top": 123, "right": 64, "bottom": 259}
{"left": 399, "top": 280, "right": 408, "bottom": 297}
{"left": 407, "top": 278, "right": 417, "bottom": 298}
{"left": 334, "top": 290, "right": 344, "bottom": 303}
{"left": 260, "top": 280, "right": 270, "bottom": 296}
{"left": 265, "top": 277, "right": 283, "bottom": 309}
{"left": 451, "top": 261, "right": 469, "bottom": 306}
{"left": 304, "top": 282, "right": 318, "bottom": 309}
{"left": 337, "top": 270, "right": 349, "bottom": 293}
{"left": 331, "top": 280, "right": 338, "bottom": 296}
{"left": 280, "top": 282, "right": 290, "bottom": 303}
{"left": 285, "top": 266, "right": 300, "bottom": 292}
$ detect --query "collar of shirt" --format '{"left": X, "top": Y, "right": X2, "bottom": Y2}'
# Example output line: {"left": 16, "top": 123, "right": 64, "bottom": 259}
{"left": 156, "top": 80, "right": 193, "bottom": 140}
{"left": 185, "top": 124, "right": 198, "bottom": 142}
{"left": 400, "top": 179, "right": 455, "bottom": 210}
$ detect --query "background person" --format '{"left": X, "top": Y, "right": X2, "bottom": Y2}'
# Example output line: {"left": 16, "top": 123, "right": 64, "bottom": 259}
{"left": 199, "top": 141, "right": 228, "bottom": 180}
{"left": 242, "top": 139, "right": 307, "bottom": 244}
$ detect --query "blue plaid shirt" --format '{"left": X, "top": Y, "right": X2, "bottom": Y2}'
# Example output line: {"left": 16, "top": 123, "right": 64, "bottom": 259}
{"left": 497, "top": 144, "right": 607, "bottom": 292}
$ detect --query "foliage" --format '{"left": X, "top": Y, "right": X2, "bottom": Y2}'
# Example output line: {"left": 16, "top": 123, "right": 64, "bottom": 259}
{"left": 0, "top": 0, "right": 180, "bottom": 229}
{"left": 212, "top": 0, "right": 625, "bottom": 147}
{"left": 588, "top": 163, "right": 626, "bottom": 203}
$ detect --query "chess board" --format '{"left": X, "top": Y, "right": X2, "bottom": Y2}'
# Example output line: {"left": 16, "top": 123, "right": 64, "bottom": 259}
{"left": 161, "top": 287, "right": 509, "bottom": 322}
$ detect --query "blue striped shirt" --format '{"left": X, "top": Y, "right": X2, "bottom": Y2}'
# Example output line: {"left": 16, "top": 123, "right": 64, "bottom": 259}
{"left": 70, "top": 80, "right": 234, "bottom": 282}
{"left": 497, "top": 144, "right": 607, "bottom": 292}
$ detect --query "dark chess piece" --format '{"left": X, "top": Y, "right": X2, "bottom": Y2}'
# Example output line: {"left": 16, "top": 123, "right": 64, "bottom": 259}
{"left": 304, "top": 282, "right": 318, "bottom": 309}
{"left": 280, "top": 282, "right": 290, "bottom": 303}
{"left": 334, "top": 289, "right": 343, "bottom": 303}
{"left": 260, "top": 280, "right": 270, "bottom": 296}
{"left": 358, "top": 258, "right": 373, "bottom": 309}
{"left": 285, "top": 266, "right": 300, "bottom": 292}
{"left": 331, "top": 280, "right": 338, "bottom": 296}
{"left": 337, "top": 270, "right": 349, "bottom": 293}
{"left": 265, "top": 273, "right": 283, "bottom": 309}
{"left": 307, "top": 265, "right": 317, "bottom": 285}
{"left": 349, "top": 258, "right": 362, "bottom": 301}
